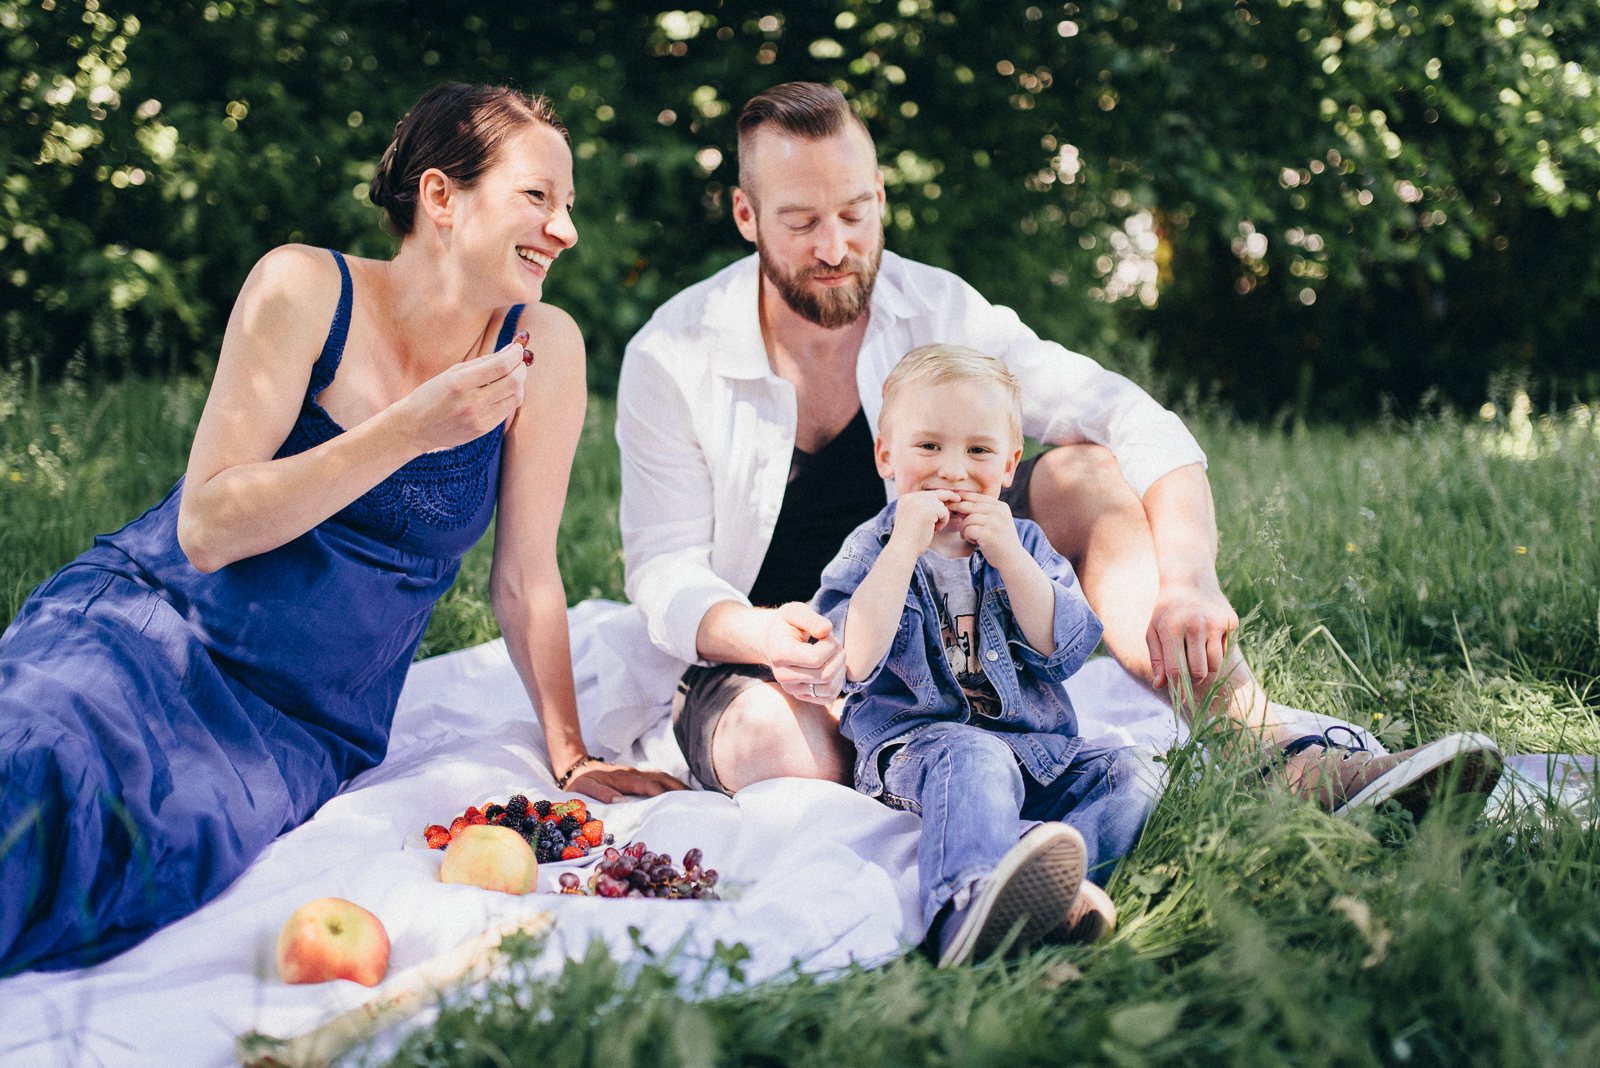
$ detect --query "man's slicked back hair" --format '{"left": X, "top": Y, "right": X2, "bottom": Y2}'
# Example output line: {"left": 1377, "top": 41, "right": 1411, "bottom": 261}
{"left": 736, "top": 82, "right": 874, "bottom": 197}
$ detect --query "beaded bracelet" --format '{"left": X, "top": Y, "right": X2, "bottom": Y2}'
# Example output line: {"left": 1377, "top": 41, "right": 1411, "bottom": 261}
{"left": 557, "top": 754, "right": 603, "bottom": 791}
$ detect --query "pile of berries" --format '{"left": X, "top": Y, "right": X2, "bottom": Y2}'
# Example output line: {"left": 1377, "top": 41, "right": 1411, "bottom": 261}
{"left": 554, "top": 842, "right": 720, "bottom": 900}
{"left": 424, "top": 794, "right": 613, "bottom": 864}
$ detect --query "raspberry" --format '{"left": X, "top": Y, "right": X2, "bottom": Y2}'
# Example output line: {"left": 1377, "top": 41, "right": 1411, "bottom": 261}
{"left": 532, "top": 799, "right": 552, "bottom": 818}
{"left": 582, "top": 820, "right": 605, "bottom": 847}
{"left": 561, "top": 844, "right": 586, "bottom": 861}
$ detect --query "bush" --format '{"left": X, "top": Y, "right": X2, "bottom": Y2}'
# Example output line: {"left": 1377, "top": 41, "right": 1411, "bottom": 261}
{"left": 2, "top": 0, "right": 1597, "bottom": 416}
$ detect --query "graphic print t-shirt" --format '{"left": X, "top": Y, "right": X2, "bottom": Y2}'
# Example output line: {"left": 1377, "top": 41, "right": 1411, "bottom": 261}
{"left": 919, "top": 550, "right": 1003, "bottom": 719}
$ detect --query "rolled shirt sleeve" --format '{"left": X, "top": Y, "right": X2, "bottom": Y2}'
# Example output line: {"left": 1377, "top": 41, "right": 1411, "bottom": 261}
{"left": 616, "top": 335, "right": 752, "bottom": 664}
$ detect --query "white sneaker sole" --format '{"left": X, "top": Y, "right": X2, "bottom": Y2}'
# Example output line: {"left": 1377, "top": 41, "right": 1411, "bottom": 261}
{"left": 1058, "top": 880, "right": 1118, "bottom": 945}
{"left": 1335, "top": 732, "right": 1503, "bottom": 818}
{"left": 937, "top": 823, "right": 1087, "bottom": 968}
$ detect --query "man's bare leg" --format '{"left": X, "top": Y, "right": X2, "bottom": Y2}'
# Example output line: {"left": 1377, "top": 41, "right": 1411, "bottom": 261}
{"left": 710, "top": 685, "right": 853, "bottom": 793}
{"left": 1021, "top": 444, "right": 1297, "bottom": 745}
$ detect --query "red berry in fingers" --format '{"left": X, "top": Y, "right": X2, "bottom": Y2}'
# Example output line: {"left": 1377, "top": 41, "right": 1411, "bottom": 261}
{"left": 582, "top": 820, "right": 604, "bottom": 847}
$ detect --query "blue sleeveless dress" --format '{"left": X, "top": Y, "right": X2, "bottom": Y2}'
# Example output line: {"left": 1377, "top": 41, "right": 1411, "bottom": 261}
{"left": 0, "top": 250, "right": 523, "bottom": 973}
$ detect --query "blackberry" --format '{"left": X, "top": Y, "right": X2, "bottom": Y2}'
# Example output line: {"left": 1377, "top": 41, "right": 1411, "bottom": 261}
{"left": 515, "top": 819, "right": 538, "bottom": 844}
{"left": 504, "top": 795, "right": 531, "bottom": 821}
{"left": 484, "top": 804, "right": 506, "bottom": 823}
{"left": 556, "top": 814, "right": 582, "bottom": 837}
{"left": 533, "top": 799, "right": 552, "bottom": 818}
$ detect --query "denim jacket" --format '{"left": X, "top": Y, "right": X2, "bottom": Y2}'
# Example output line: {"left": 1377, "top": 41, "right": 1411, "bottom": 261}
{"left": 813, "top": 499, "right": 1104, "bottom": 799}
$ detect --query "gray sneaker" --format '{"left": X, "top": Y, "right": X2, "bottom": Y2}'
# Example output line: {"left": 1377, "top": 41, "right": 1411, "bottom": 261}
{"left": 937, "top": 823, "right": 1087, "bottom": 967}
{"left": 1280, "top": 730, "right": 1502, "bottom": 818}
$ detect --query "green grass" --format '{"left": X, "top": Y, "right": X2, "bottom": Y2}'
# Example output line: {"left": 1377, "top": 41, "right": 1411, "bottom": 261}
{"left": 5, "top": 375, "right": 1600, "bottom": 1067}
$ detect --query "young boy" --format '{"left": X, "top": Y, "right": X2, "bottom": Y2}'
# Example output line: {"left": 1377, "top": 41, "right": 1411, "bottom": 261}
{"left": 814, "top": 344, "right": 1161, "bottom": 967}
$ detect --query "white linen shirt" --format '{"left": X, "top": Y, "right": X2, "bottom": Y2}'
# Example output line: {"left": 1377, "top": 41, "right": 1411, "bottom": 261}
{"left": 616, "top": 250, "right": 1207, "bottom": 665}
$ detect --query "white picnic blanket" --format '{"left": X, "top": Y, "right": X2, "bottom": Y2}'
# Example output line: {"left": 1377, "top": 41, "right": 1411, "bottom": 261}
{"left": 0, "top": 602, "right": 1584, "bottom": 1068}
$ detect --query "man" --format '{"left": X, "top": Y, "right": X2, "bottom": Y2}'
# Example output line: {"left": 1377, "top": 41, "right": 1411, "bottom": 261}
{"left": 615, "top": 82, "right": 1498, "bottom": 813}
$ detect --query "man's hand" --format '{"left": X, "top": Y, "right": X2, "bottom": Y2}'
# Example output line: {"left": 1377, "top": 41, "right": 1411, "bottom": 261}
{"left": 761, "top": 602, "right": 846, "bottom": 704}
{"left": 1145, "top": 574, "right": 1238, "bottom": 689}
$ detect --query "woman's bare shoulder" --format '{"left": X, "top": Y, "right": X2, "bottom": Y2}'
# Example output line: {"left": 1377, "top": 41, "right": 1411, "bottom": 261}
{"left": 511, "top": 301, "right": 584, "bottom": 358}
{"left": 231, "top": 244, "right": 344, "bottom": 337}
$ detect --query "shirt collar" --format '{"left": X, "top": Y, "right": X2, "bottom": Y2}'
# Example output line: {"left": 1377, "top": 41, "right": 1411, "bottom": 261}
{"left": 701, "top": 250, "right": 917, "bottom": 380}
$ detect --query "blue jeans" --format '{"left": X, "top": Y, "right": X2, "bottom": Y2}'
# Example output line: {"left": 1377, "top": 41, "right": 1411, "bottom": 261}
{"left": 877, "top": 722, "right": 1161, "bottom": 927}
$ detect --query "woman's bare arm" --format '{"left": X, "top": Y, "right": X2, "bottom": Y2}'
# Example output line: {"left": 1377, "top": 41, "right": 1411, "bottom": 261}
{"left": 490, "top": 304, "right": 684, "bottom": 802}
{"left": 177, "top": 246, "right": 527, "bottom": 572}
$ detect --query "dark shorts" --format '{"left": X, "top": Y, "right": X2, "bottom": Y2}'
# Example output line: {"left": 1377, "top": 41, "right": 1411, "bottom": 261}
{"left": 671, "top": 663, "right": 778, "bottom": 796}
{"left": 1000, "top": 453, "right": 1042, "bottom": 520}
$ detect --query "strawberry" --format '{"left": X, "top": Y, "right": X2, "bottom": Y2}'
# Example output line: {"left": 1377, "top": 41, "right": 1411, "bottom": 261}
{"left": 582, "top": 820, "right": 605, "bottom": 847}
{"left": 567, "top": 800, "right": 588, "bottom": 824}
{"left": 463, "top": 806, "right": 481, "bottom": 820}
{"left": 561, "top": 843, "right": 586, "bottom": 861}
{"left": 468, "top": 812, "right": 488, "bottom": 826}
{"left": 449, "top": 815, "right": 471, "bottom": 836}
{"left": 425, "top": 825, "right": 452, "bottom": 850}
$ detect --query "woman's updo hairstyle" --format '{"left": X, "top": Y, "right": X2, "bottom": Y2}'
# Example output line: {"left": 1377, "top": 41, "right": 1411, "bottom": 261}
{"left": 369, "top": 83, "right": 569, "bottom": 237}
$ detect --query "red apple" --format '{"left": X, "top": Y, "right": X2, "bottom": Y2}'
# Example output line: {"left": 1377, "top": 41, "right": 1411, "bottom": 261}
{"left": 276, "top": 897, "right": 390, "bottom": 987}
{"left": 439, "top": 824, "right": 537, "bottom": 894}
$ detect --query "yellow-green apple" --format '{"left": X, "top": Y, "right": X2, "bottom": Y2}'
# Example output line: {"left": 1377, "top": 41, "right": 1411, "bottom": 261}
{"left": 439, "top": 824, "right": 537, "bottom": 894}
{"left": 276, "top": 897, "right": 391, "bottom": 987}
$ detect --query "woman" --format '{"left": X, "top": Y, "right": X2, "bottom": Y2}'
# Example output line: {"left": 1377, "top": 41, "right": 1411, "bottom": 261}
{"left": 0, "top": 83, "right": 681, "bottom": 975}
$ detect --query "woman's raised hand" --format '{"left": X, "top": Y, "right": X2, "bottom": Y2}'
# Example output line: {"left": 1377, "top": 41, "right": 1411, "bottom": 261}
{"left": 398, "top": 331, "right": 532, "bottom": 455}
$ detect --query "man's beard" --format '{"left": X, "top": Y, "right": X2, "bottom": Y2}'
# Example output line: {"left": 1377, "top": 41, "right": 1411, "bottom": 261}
{"left": 756, "top": 227, "right": 883, "bottom": 330}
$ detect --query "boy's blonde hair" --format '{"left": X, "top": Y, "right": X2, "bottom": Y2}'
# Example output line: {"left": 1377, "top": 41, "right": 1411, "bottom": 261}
{"left": 880, "top": 344, "right": 1023, "bottom": 447}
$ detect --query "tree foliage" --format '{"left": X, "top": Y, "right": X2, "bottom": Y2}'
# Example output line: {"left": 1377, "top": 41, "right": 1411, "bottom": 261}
{"left": 2, "top": 0, "right": 1597, "bottom": 417}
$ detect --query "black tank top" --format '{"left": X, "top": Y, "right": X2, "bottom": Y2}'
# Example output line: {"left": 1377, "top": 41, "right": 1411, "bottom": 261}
{"left": 747, "top": 408, "right": 887, "bottom": 607}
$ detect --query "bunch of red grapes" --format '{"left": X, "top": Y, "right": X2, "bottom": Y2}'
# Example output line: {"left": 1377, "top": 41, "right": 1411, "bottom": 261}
{"left": 554, "top": 841, "right": 720, "bottom": 900}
